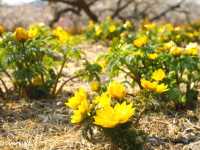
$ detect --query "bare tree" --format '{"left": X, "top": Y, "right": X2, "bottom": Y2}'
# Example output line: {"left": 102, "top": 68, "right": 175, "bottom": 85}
{"left": 43, "top": 0, "right": 100, "bottom": 27}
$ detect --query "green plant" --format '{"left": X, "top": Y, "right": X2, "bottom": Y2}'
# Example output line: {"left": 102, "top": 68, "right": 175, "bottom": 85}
{"left": 98, "top": 22, "right": 200, "bottom": 108}
{"left": 0, "top": 25, "right": 82, "bottom": 99}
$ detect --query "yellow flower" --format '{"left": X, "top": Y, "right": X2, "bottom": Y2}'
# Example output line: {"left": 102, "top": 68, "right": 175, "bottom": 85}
{"left": 141, "top": 79, "right": 168, "bottom": 93}
{"left": 155, "top": 83, "right": 168, "bottom": 93}
{"left": 159, "top": 24, "right": 174, "bottom": 33}
{"left": 123, "top": 20, "right": 133, "bottom": 29}
{"left": 0, "top": 25, "right": 5, "bottom": 35}
{"left": 94, "top": 92, "right": 111, "bottom": 108}
{"left": 94, "top": 102, "right": 134, "bottom": 128}
{"left": 52, "top": 26, "right": 70, "bottom": 44}
{"left": 71, "top": 109, "right": 84, "bottom": 124}
{"left": 141, "top": 79, "right": 157, "bottom": 91}
{"left": 94, "top": 106, "right": 118, "bottom": 128}
{"left": 148, "top": 53, "right": 158, "bottom": 60}
{"left": 52, "top": 26, "right": 64, "bottom": 35}
{"left": 184, "top": 43, "right": 199, "bottom": 56}
{"left": 107, "top": 81, "right": 126, "bottom": 99}
{"left": 90, "top": 80, "right": 100, "bottom": 92}
{"left": 170, "top": 46, "right": 183, "bottom": 56}
{"left": 114, "top": 102, "right": 134, "bottom": 124}
{"left": 131, "top": 50, "right": 144, "bottom": 57}
{"left": 157, "top": 41, "right": 176, "bottom": 52}
{"left": 133, "top": 36, "right": 148, "bottom": 47}
{"left": 164, "top": 41, "right": 176, "bottom": 49}
{"left": 175, "top": 35, "right": 181, "bottom": 41}
{"left": 109, "top": 24, "right": 117, "bottom": 33}
{"left": 65, "top": 88, "right": 87, "bottom": 109}
{"left": 67, "top": 88, "right": 90, "bottom": 124}
{"left": 88, "top": 20, "right": 95, "bottom": 30}
{"left": 186, "top": 32, "right": 194, "bottom": 38}
{"left": 165, "top": 23, "right": 174, "bottom": 32}
{"left": 15, "top": 27, "right": 29, "bottom": 41}
{"left": 144, "top": 23, "right": 156, "bottom": 30}
{"left": 28, "top": 25, "right": 39, "bottom": 38}
{"left": 95, "top": 25, "right": 102, "bottom": 36}
{"left": 151, "top": 69, "right": 166, "bottom": 81}
{"left": 71, "top": 98, "right": 90, "bottom": 124}
{"left": 193, "top": 31, "right": 199, "bottom": 38}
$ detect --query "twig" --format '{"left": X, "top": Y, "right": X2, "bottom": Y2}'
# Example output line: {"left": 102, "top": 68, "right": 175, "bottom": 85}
{"left": 54, "top": 73, "right": 83, "bottom": 96}
{"left": 134, "top": 107, "right": 146, "bottom": 127}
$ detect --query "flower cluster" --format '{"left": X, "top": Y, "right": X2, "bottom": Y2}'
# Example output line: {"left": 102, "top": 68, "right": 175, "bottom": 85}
{"left": 65, "top": 88, "right": 90, "bottom": 123}
{"left": 141, "top": 69, "right": 168, "bottom": 93}
{"left": 85, "top": 17, "right": 133, "bottom": 40}
{"left": 66, "top": 81, "right": 135, "bottom": 128}
{"left": 133, "top": 35, "right": 148, "bottom": 47}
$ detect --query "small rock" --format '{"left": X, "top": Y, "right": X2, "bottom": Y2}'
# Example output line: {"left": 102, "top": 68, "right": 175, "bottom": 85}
{"left": 56, "top": 101, "right": 63, "bottom": 106}
{"left": 38, "top": 114, "right": 49, "bottom": 123}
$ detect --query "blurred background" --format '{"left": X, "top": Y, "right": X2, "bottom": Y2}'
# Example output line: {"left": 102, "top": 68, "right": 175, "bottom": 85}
{"left": 0, "top": 0, "right": 199, "bottom": 30}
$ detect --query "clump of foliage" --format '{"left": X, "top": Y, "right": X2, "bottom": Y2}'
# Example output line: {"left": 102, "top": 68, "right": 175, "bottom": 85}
{"left": 97, "top": 21, "right": 200, "bottom": 108}
{"left": 0, "top": 24, "right": 83, "bottom": 99}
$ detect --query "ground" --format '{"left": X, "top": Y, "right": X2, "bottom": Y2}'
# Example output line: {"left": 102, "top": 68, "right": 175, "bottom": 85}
{"left": 1, "top": 42, "right": 200, "bottom": 150}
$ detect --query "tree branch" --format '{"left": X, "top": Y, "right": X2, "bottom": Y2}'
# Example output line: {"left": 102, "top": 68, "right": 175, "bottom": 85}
{"left": 49, "top": 7, "right": 80, "bottom": 27}
{"left": 47, "top": 0, "right": 77, "bottom": 6}
{"left": 88, "top": 0, "right": 101, "bottom": 6}
{"left": 77, "top": 0, "right": 99, "bottom": 22}
{"left": 112, "top": 0, "right": 134, "bottom": 19}
{"left": 150, "top": 0, "right": 185, "bottom": 21}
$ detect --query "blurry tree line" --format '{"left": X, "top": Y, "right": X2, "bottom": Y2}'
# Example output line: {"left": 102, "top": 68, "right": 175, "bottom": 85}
{"left": 0, "top": 0, "right": 198, "bottom": 30}
{"left": 43, "top": 0, "right": 194, "bottom": 27}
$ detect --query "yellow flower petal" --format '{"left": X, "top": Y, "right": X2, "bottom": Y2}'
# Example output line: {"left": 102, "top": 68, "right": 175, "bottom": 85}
{"left": 151, "top": 69, "right": 166, "bottom": 81}
{"left": 15, "top": 27, "right": 29, "bottom": 41}
{"left": 133, "top": 36, "right": 148, "bottom": 47}
{"left": 107, "top": 81, "right": 126, "bottom": 99}
{"left": 90, "top": 80, "right": 100, "bottom": 92}
{"left": 65, "top": 88, "right": 87, "bottom": 109}
{"left": 94, "top": 92, "right": 111, "bottom": 108}
{"left": 148, "top": 53, "right": 158, "bottom": 60}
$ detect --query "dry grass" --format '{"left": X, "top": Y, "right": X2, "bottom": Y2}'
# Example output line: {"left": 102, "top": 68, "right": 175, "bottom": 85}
{"left": 1, "top": 98, "right": 200, "bottom": 150}
{"left": 0, "top": 99, "right": 111, "bottom": 150}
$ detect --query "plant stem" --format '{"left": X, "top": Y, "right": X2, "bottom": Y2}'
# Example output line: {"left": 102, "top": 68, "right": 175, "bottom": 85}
{"left": 54, "top": 73, "right": 83, "bottom": 96}
{"left": 0, "top": 87, "right": 5, "bottom": 99}
{"left": 119, "top": 67, "right": 142, "bottom": 89}
{"left": 51, "top": 58, "right": 67, "bottom": 96}
{"left": 0, "top": 78, "right": 9, "bottom": 94}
